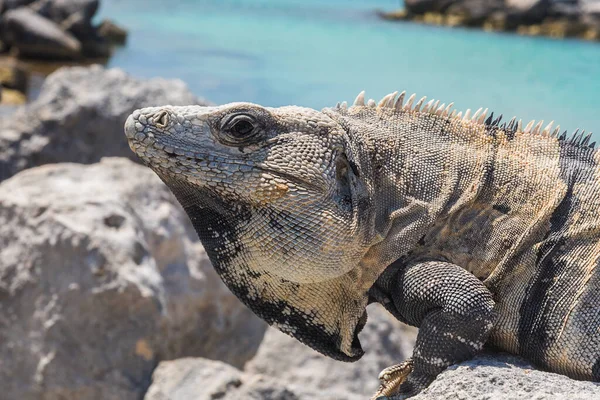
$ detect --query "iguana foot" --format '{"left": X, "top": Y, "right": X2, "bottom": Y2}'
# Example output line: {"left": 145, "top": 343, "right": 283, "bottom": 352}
{"left": 370, "top": 359, "right": 413, "bottom": 400}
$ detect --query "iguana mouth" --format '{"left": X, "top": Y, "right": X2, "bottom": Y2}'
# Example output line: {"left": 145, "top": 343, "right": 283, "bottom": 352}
{"left": 255, "top": 166, "right": 325, "bottom": 192}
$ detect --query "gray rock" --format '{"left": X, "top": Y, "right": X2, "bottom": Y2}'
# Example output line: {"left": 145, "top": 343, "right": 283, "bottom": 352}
{"left": 580, "top": 0, "right": 600, "bottom": 28}
{"left": 0, "top": 7, "right": 81, "bottom": 59}
{"left": 581, "top": 0, "right": 600, "bottom": 16}
{"left": 0, "top": 0, "right": 126, "bottom": 58}
{"left": 245, "top": 304, "right": 418, "bottom": 396}
{"left": 36, "top": 0, "right": 99, "bottom": 26}
{"left": 0, "top": 158, "right": 267, "bottom": 400}
{"left": 34, "top": 0, "right": 111, "bottom": 57}
{"left": 412, "top": 353, "right": 600, "bottom": 400}
{"left": 549, "top": 1, "right": 582, "bottom": 20}
{"left": 0, "top": 65, "right": 208, "bottom": 182}
{"left": 145, "top": 358, "right": 363, "bottom": 400}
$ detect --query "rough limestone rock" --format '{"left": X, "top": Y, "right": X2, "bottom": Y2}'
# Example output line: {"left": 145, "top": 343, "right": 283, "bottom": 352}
{"left": 245, "top": 304, "right": 418, "bottom": 396}
{"left": 144, "top": 358, "right": 363, "bottom": 400}
{"left": 0, "top": 158, "right": 266, "bottom": 400}
{"left": 0, "top": 7, "right": 81, "bottom": 59}
{"left": 412, "top": 353, "right": 600, "bottom": 400}
{"left": 0, "top": 65, "right": 209, "bottom": 182}
{"left": 146, "top": 352, "right": 600, "bottom": 399}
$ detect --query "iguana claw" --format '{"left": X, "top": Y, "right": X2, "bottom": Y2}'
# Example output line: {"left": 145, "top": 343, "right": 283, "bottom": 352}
{"left": 370, "top": 359, "right": 414, "bottom": 400}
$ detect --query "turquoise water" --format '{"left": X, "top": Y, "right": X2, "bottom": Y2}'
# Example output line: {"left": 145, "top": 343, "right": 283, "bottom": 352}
{"left": 98, "top": 0, "right": 600, "bottom": 135}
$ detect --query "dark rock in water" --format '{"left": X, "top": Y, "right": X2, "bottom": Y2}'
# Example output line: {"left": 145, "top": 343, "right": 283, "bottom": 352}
{"left": 383, "top": 0, "right": 600, "bottom": 41}
{"left": 405, "top": 0, "right": 456, "bottom": 14}
{"left": 34, "top": 0, "right": 118, "bottom": 59}
{"left": 35, "top": 0, "right": 99, "bottom": 41}
{"left": 548, "top": 0, "right": 581, "bottom": 19}
{"left": 79, "top": 36, "right": 111, "bottom": 57}
{"left": 0, "top": 158, "right": 267, "bottom": 400}
{"left": 0, "top": 65, "right": 210, "bottom": 182}
{"left": 1, "top": 7, "right": 81, "bottom": 59}
{"left": 36, "top": 0, "right": 99, "bottom": 24}
{"left": 407, "top": 0, "right": 551, "bottom": 25}
{"left": 446, "top": 0, "right": 504, "bottom": 25}
{"left": 505, "top": 0, "right": 551, "bottom": 24}
{"left": 97, "top": 19, "right": 128, "bottom": 44}
{"left": 0, "top": 0, "right": 126, "bottom": 60}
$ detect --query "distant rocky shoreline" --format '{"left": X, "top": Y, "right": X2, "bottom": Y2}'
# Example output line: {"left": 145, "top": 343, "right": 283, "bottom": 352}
{"left": 0, "top": 0, "right": 127, "bottom": 106}
{"left": 379, "top": 0, "right": 600, "bottom": 41}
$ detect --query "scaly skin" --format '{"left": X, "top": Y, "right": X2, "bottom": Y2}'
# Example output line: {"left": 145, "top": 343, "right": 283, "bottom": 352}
{"left": 125, "top": 91, "right": 600, "bottom": 398}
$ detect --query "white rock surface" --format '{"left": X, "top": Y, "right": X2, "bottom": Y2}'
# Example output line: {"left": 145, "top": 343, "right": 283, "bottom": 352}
{"left": 0, "top": 158, "right": 266, "bottom": 400}
{"left": 412, "top": 353, "right": 600, "bottom": 400}
{"left": 145, "top": 357, "right": 363, "bottom": 400}
{"left": 245, "top": 303, "right": 418, "bottom": 396}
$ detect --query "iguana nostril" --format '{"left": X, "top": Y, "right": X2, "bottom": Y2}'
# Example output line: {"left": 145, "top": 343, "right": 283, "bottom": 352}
{"left": 155, "top": 111, "right": 169, "bottom": 128}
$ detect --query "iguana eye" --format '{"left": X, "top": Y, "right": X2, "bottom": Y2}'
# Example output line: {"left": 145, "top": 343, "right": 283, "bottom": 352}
{"left": 220, "top": 114, "right": 260, "bottom": 144}
{"left": 230, "top": 119, "right": 255, "bottom": 137}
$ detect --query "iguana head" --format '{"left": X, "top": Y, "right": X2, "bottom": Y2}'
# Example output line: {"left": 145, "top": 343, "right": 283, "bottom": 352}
{"left": 125, "top": 103, "right": 375, "bottom": 361}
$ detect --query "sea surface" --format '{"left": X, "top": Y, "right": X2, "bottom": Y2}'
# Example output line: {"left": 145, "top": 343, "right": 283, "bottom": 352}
{"left": 98, "top": 0, "right": 600, "bottom": 136}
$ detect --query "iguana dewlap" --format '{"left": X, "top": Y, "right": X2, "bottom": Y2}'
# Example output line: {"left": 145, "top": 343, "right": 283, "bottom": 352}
{"left": 125, "top": 91, "right": 600, "bottom": 399}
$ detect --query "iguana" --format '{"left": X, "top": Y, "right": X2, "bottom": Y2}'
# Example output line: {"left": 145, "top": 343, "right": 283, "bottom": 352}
{"left": 124, "top": 91, "right": 600, "bottom": 399}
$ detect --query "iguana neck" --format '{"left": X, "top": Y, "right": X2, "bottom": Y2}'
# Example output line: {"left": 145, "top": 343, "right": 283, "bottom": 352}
{"left": 327, "top": 107, "right": 495, "bottom": 286}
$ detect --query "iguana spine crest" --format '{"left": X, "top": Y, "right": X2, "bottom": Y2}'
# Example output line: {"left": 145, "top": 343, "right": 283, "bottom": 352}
{"left": 342, "top": 90, "right": 595, "bottom": 148}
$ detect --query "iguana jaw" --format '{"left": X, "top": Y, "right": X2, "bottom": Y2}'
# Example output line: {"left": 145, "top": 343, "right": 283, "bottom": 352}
{"left": 150, "top": 173, "right": 369, "bottom": 361}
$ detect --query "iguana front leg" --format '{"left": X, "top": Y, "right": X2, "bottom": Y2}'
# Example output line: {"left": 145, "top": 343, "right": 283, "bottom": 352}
{"left": 372, "top": 260, "right": 496, "bottom": 399}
